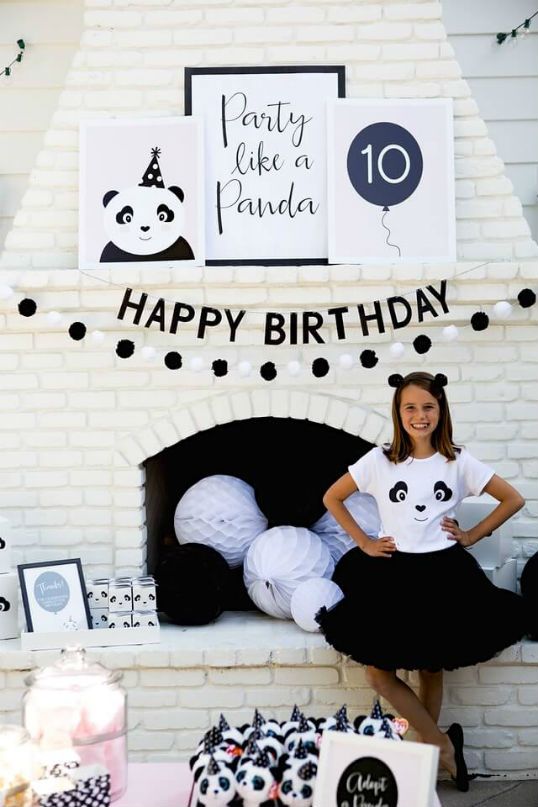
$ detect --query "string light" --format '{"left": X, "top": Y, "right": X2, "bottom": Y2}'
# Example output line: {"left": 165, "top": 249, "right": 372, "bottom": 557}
{"left": 496, "top": 12, "right": 537, "bottom": 44}
{"left": 1, "top": 39, "right": 25, "bottom": 77}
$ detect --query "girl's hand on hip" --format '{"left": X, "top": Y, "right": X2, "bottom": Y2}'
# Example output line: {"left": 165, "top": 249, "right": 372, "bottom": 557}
{"left": 442, "top": 517, "right": 474, "bottom": 547}
{"left": 362, "top": 536, "right": 397, "bottom": 558}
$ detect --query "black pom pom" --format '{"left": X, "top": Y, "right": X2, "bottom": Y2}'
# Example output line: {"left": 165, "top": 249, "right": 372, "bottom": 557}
{"left": 518, "top": 288, "right": 536, "bottom": 309}
{"left": 413, "top": 335, "right": 432, "bottom": 354}
{"left": 359, "top": 349, "right": 378, "bottom": 368}
{"left": 69, "top": 322, "right": 87, "bottom": 341}
{"left": 312, "top": 358, "right": 329, "bottom": 378}
{"left": 434, "top": 373, "right": 448, "bottom": 387}
{"left": 471, "top": 312, "right": 489, "bottom": 331}
{"left": 155, "top": 544, "right": 230, "bottom": 626}
{"left": 18, "top": 298, "right": 37, "bottom": 317}
{"left": 388, "top": 374, "right": 404, "bottom": 388}
{"left": 212, "top": 359, "right": 228, "bottom": 377}
{"left": 260, "top": 362, "right": 277, "bottom": 381}
{"left": 164, "top": 351, "right": 182, "bottom": 370}
{"left": 116, "top": 339, "right": 135, "bottom": 359}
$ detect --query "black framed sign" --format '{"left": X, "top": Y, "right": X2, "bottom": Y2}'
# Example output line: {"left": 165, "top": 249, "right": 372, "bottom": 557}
{"left": 18, "top": 558, "right": 92, "bottom": 633}
{"left": 185, "top": 65, "right": 345, "bottom": 265}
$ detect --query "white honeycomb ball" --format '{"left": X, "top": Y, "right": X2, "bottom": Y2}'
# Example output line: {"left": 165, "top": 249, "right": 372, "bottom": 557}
{"left": 291, "top": 578, "right": 344, "bottom": 632}
{"left": 244, "top": 526, "right": 334, "bottom": 619}
{"left": 312, "top": 491, "right": 381, "bottom": 563}
{"left": 174, "top": 475, "right": 268, "bottom": 568}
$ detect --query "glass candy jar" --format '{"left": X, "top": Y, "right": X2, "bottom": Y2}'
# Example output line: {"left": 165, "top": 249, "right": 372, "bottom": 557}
{"left": 22, "top": 646, "right": 127, "bottom": 800}
{"left": 0, "top": 725, "right": 37, "bottom": 807}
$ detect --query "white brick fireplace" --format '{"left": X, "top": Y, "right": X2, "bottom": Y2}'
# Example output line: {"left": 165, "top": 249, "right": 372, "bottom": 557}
{"left": 0, "top": 0, "right": 537, "bottom": 777}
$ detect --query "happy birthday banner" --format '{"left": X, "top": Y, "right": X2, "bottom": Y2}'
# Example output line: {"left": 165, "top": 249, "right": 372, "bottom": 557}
{"left": 116, "top": 280, "right": 449, "bottom": 345}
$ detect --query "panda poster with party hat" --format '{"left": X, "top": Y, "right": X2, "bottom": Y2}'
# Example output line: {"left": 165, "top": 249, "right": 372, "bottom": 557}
{"left": 79, "top": 117, "right": 204, "bottom": 269}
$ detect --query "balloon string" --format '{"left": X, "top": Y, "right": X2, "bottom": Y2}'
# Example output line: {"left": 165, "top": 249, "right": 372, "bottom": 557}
{"left": 381, "top": 210, "right": 401, "bottom": 257}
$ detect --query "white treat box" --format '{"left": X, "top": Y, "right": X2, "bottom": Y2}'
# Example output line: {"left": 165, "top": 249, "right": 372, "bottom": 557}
{"left": 89, "top": 607, "right": 109, "bottom": 629}
{"left": 108, "top": 611, "right": 132, "bottom": 629}
{"left": 482, "top": 558, "right": 517, "bottom": 593}
{"left": 21, "top": 624, "right": 160, "bottom": 650}
{"left": 132, "top": 578, "right": 157, "bottom": 610}
{"left": 132, "top": 610, "right": 159, "bottom": 628}
{"left": 86, "top": 578, "right": 109, "bottom": 608}
{"left": 0, "top": 571, "right": 18, "bottom": 640}
{"left": 108, "top": 581, "right": 132, "bottom": 612}
{"left": 455, "top": 496, "right": 513, "bottom": 568}
{"left": 0, "top": 517, "right": 12, "bottom": 574}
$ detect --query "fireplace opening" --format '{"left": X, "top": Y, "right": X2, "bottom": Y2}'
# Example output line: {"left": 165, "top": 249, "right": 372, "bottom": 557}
{"left": 144, "top": 417, "right": 374, "bottom": 608}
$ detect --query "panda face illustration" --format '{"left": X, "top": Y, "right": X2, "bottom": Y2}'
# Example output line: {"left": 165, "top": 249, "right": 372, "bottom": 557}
{"left": 388, "top": 480, "right": 453, "bottom": 522}
{"left": 102, "top": 185, "right": 186, "bottom": 256}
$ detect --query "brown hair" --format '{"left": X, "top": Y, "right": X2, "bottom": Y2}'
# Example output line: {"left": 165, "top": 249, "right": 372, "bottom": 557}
{"left": 383, "top": 371, "right": 460, "bottom": 463}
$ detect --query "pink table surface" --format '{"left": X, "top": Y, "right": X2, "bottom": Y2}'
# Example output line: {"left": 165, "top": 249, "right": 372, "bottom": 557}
{"left": 115, "top": 763, "right": 194, "bottom": 807}
{"left": 114, "top": 762, "right": 441, "bottom": 807}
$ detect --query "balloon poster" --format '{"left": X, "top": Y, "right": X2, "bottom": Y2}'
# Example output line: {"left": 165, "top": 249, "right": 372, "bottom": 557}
{"left": 327, "top": 99, "right": 455, "bottom": 264}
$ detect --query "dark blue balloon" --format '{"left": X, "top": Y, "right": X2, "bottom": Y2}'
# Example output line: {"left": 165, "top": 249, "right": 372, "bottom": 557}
{"left": 347, "top": 122, "right": 423, "bottom": 208}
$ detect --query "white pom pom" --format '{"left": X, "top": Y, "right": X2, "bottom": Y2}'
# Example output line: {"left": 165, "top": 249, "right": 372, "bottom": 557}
{"left": 287, "top": 360, "right": 302, "bottom": 377}
{"left": 493, "top": 300, "right": 513, "bottom": 320}
{"left": 90, "top": 330, "right": 105, "bottom": 344}
{"left": 0, "top": 285, "right": 14, "bottom": 300}
{"left": 338, "top": 354, "right": 354, "bottom": 369}
{"left": 46, "top": 311, "right": 62, "bottom": 325}
{"left": 141, "top": 346, "right": 157, "bottom": 361}
{"left": 442, "top": 325, "right": 459, "bottom": 341}
{"left": 291, "top": 578, "right": 344, "bottom": 632}
{"left": 189, "top": 356, "right": 204, "bottom": 372}
{"left": 238, "top": 360, "right": 252, "bottom": 378}
{"left": 389, "top": 341, "right": 405, "bottom": 358}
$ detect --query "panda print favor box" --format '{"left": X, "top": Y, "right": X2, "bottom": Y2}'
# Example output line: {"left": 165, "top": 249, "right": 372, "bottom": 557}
{"left": 0, "top": 571, "right": 18, "bottom": 640}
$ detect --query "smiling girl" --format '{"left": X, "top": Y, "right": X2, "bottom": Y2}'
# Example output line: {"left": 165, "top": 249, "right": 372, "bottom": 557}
{"left": 316, "top": 371, "right": 528, "bottom": 792}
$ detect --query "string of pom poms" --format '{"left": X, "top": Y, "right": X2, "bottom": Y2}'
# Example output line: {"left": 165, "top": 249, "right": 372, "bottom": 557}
{"left": 10, "top": 286, "right": 537, "bottom": 379}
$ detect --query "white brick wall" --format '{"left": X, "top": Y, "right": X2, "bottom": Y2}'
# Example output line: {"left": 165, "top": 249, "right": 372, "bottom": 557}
{"left": 0, "top": 0, "right": 537, "bottom": 777}
{"left": 1, "top": 620, "right": 537, "bottom": 777}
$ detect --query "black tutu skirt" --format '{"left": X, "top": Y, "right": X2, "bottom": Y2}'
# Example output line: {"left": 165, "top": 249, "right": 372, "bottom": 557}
{"left": 316, "top": 543, "right": 529, "bottom": 672}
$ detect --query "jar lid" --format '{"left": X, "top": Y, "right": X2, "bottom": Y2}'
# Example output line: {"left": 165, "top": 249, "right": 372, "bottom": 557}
{"left": 24, "top": 646, "right": 122, "bottom": 689}
{"left": 0, "top": 724, "right": 30, "bottom": 751}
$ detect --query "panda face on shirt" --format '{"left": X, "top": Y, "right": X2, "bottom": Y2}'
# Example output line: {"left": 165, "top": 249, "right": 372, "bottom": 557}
{"left": 388, "top": 479, "right": 453, "bottom": 523}
{"left": 102, "top": 185, "right": 186, "bottom": 256}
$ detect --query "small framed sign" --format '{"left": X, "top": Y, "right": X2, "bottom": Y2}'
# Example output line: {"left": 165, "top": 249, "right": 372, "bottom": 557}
{"left": 17, "top": 559, "right": 92, "bottom": 633}
{"left": 185, "top": 65, "right": 345, "bottom": 265}
{"left": 314, "top": 732, "right": 439, "bottom": 807}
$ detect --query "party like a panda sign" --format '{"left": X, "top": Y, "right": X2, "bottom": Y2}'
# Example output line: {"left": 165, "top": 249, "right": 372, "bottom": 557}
{"left": 79, "top": 117, "right": 205, "bottom": 269}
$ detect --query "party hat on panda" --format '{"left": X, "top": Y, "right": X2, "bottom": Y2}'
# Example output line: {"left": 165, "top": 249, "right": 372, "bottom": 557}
{"left": 139, "top": 147, "right": 164, "bottom": 189}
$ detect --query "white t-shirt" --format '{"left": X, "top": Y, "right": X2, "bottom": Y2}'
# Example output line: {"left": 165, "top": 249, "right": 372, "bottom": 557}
{"left": 347, "top": 446, "right": 495, "bottom": 553}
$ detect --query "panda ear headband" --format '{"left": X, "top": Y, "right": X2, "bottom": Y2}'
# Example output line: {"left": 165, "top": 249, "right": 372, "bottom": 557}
{"left": 388, "top": 373, "right": 448, "bottom": 390}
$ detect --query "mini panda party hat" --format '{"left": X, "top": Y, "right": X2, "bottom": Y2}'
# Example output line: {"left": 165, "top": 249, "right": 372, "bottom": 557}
{"left": 139, "top": 147, "right": 164, "bottom": 189}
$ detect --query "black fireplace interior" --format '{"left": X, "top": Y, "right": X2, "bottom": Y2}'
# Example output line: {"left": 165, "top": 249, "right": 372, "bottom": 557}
{"left": 144, "top": 417, "right": 374, "bottom": 610}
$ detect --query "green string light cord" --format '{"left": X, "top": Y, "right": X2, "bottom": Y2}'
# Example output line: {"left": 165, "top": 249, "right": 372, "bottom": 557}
{"left": 1, "top": 39, "right": 26, "bottom": 78}
{"left": 497, "top": 11, "right": 538, "bottom": 44}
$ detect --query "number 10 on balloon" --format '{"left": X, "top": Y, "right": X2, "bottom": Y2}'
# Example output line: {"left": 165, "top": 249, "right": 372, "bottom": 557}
{"left": 347, "top": 121, "right": 423, "bottom": 257}
{"left": 360, "top": 143, "right": 411, "bottom": 186}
